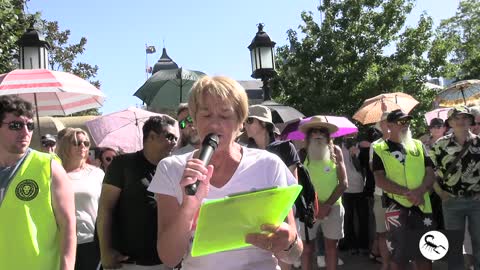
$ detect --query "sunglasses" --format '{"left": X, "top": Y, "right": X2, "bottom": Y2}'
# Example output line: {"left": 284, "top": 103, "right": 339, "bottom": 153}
{"left": 104, "top": 156, "right": 114, "bottom": 162}
{"left": 245, "top": 118, "right": 255, "bottom": 125}
{"left": 164, "top": 133, "right": 178, "bottom": 143}
{"left": 179, "top": 116, "right": 193, "bottom": 129}
{"left": 396, "top": 119, "right": 411, "bottom": 126}
{"left": 42, "top": 142, "right": 56, "bottom": 148}
{"left": 2, "top": 121, "right": 35, "bottom": 131}
{"left": 73, "top": 140, "right": 91, "bottom": 147}
{"left": 473, "top": 122, "right": 480, "bottom": 126}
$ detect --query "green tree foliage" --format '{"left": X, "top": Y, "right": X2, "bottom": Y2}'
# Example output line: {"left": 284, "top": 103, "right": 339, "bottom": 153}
{"left": 430, "top": 0, "right": 480, "bottom": 80}
{"left": 0, "top": 3, "right": 101, "bottom": 116}
{"left": 272, "top": 0, "right": 443, "bottom": 135}
{"left": 0, "top": 0, "right": 28, "bottom": 73}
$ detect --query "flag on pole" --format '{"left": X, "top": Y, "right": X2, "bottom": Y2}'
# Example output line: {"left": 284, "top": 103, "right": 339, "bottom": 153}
{"left": 146, "top": 45, "right": 156, "bottom": 54}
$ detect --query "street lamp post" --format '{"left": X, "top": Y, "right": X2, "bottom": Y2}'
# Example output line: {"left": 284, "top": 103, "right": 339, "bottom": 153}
{"left": 248, "top": 23, "right": 276, "bottom": 101}
{"left": 17, "top": 21, "right": 51, "bottom": 70}
{"left": 17, "top": 21, "right": 51, "bottom": 137}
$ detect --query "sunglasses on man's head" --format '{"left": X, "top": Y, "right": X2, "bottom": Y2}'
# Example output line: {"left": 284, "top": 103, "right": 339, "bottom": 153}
{"left": 2, "top": 121, "right": 35, "bottom": 131}
{"left": 179, "top": 116, "right": 193, "bottom": 129}
{"left": 72, "top": 140, "right": 90, "bottom": 147}
{"left": 396, "top": 119, "right": 411, "bottom": 126}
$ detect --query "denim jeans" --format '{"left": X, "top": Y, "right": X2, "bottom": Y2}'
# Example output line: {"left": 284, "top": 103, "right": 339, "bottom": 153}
{"left": 442, "top": 197, "right": 480, "bottom": 270}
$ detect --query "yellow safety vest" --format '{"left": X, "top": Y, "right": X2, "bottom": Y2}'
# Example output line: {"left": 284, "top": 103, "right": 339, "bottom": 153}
{"left": 373, "top": 140, "right": 432, "bottom": 213}
{"left": 0, "top": 150, "right": 60, "bottom": 269}
{"left": 305, "top": 159, "right": 342, "bottom": 205}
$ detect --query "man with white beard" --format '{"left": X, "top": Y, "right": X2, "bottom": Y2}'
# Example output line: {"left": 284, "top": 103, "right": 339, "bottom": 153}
{"left": 372, "top": 109, "right": 435, "bottom": 270}
{"left": 297, "top": 116, "right": 348, "bottom": 270}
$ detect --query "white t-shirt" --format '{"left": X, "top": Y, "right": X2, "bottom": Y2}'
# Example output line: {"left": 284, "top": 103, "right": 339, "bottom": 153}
{"left": 148, "top": 146, "right": 296, "bottom": 270}
{"left": 68, "top": 164, "right": 105, "bottom": 244}
{"left": 370, "top": 138, "right": 384, "bottom": 196}
{"left": 342, "top": 145, "right": 365, "bottom": 193}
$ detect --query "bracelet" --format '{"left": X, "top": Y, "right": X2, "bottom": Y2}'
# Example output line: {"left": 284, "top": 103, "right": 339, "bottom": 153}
{"left": 283, "top": 234, "right": 298, "bottom": 252}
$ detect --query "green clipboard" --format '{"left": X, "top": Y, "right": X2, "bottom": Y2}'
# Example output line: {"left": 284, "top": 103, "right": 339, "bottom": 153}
{"left": 191, "top": 184, "right": 302, "bottom": 257}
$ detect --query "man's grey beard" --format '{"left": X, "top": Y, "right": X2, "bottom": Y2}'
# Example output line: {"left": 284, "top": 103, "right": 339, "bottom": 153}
{"left": 399, "top": 128, "right": 413, "bottom": 146}
{"left": 307, "top": 142, "right": 330, "bottom": 161}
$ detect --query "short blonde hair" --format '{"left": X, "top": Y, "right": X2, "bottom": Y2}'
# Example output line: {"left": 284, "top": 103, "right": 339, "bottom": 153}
{"left": 56, "top": 128, "right": 90, "bottom": 163}
{"left": 188, "top": 76, "right": 249, "bottom": 125}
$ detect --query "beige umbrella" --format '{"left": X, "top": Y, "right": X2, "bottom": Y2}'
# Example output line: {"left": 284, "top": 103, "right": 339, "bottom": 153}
{"left": 353, "top": 92, "right": 419, "bottom": 124}
{"left": 435, "top": 79, "right": 480, "bottom": 107}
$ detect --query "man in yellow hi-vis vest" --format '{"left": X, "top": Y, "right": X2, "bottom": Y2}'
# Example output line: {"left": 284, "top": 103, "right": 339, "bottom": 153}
{"left": 372, "top": 109, "right": 436, "bottom": 270}
{"left": 0, "top": 95, "right": 76, "bottom": 270}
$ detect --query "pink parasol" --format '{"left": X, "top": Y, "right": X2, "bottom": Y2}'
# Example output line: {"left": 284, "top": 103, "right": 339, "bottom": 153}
{"left": 280, "top": 116, "right": 358, "bottom": 141}
{"left": 424, "top": 107, "right": 451, "bottom": 125}
{"left": 85, "top": 107, "right": 170, "bottom": 153}
{"left": 0, "top": 69, "right": 105, "bottom": 115}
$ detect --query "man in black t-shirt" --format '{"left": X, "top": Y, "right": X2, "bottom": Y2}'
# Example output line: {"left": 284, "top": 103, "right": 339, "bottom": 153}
{"left": 97, "top": 115, "right": 178, "bottom": 270}
{"left": 372, "top": 110, "right": 435, "bottom": 270}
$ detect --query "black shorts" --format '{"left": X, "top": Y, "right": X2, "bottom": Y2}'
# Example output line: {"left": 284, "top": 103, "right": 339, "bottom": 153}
{"left": 384, "top": 200, "right": 436, "bottom": 263}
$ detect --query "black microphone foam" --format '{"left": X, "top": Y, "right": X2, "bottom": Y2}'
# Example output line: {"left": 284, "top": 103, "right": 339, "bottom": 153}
{"left": 185, "top": 133, "right": 219, "bottom": 196}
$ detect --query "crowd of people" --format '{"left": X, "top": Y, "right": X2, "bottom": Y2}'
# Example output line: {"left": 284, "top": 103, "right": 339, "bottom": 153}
{"left": 0, "top": 75, "right": 479, "bottom": 270}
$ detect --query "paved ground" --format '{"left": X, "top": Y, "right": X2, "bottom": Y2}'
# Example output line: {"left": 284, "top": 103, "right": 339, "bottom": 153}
{"left": 293, "top": 250, "right": 448, "bottom": 270}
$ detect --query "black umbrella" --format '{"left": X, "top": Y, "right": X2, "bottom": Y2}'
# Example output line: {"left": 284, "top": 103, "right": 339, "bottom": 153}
{"left": 261, "top": 100, "right": 304, "bottom": 124}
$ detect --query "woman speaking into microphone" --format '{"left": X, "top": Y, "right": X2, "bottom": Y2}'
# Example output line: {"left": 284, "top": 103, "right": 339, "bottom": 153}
{"left": 148, "top": 76, "right": 302, "bottom": 270}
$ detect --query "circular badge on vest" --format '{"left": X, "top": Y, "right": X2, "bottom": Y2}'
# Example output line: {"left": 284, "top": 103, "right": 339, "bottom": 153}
{"left": 15, "top": 179, "right": 39, "bottom": 201}
{"left": 324, "top": 166, "right": 331, "bottom": 173}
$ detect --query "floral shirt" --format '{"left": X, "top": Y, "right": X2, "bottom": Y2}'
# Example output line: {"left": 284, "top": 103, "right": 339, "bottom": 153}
{"left": 429, "top": 133, "right": 480, "bottom": 196}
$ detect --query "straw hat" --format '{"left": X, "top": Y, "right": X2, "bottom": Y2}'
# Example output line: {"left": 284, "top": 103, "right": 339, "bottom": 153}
{"left": 299, "top": 115, "right": 338, "bottom": 134}
{"left": 248, "top": 105, "right": 273, "bottom": 125}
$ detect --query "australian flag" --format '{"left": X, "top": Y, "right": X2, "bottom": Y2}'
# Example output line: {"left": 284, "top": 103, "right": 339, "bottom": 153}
{"left": 146, "top": 45, "right": 156, "bottom": 54}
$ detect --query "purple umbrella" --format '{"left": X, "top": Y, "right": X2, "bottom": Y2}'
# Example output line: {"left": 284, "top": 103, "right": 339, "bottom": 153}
{"left": 280, "top": 116, "right": 358, "bottom": 141}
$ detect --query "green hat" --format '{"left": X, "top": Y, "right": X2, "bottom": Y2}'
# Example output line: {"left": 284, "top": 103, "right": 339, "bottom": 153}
{"left": 447, "top": 106, "right": 474, "bottom": 120}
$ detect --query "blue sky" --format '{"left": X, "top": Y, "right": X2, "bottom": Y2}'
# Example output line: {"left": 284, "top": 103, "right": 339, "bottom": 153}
{"left": 27, "top": 0, "right": 459, "bottom": 114}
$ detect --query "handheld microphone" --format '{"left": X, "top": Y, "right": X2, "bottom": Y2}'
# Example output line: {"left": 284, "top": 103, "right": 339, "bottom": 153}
{"left": 185, "top": 133, "right": 219, "bottom": 196}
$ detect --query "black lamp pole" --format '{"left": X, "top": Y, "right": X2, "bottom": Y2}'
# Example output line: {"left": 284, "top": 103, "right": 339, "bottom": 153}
{"left": 248, "top": 23, "right": 276, "bottom": 101}
{"left": 17, "top": 20, "right": 51, "bottom": 141}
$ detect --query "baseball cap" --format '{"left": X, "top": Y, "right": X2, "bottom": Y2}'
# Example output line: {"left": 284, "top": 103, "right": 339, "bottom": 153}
{"left": 447, "top": 106, "right": 474, "bottom": 121}
{"left": 41, "top": 134, "right": 56, "bottom": 143}
{"left": 387, "top": 109, "right": 413, "bottom": 123}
